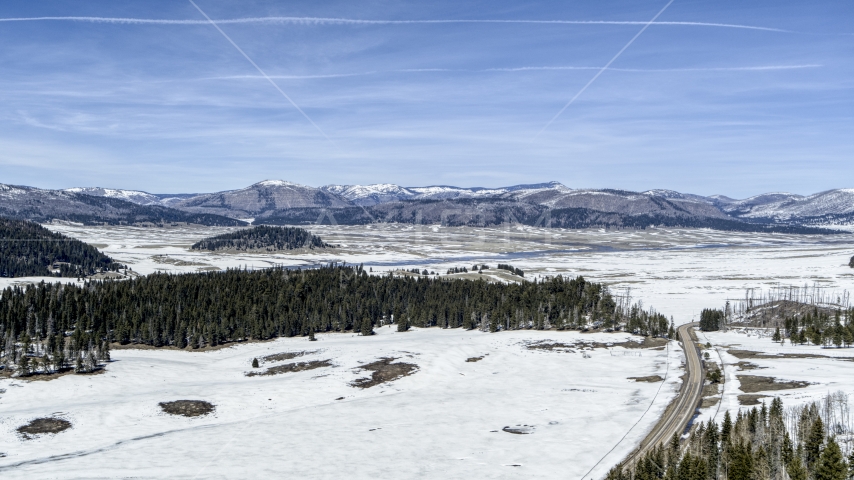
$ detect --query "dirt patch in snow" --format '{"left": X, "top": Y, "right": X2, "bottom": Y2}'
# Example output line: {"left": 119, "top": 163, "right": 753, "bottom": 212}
{"left": 702, "top": 384, "right": 720, "bottom": 397}
{"left": 528, "top": 336, "right": 668, "bottom": 352}
{"left": 628, "top": 375, "right": 663, "bottom": 383}
{"left": 736, "top": 361, "right": 764, "bottom": 371}
{"left": 351, "top": 357, "right": 418, "bottom": 389}
{"left": 159, "top": 400, "right": 215, "bottom": 417}
{"left": 262, "top": 350, "right": 319, "bottom": 363}
{"left": 702, "top": 397, "right": 720, "bottom": 408}
{"left": 466, "top": 356, "right": 485, "bottom": 362}
{"left": 246, "top": 360, "right": 332, "bottom": 377}
{"left": 527, "top": 342, "right": 576, "bottom": 352}
{"left": 737, "top": 375, "right": 810, "bottom": 393}
{"left": 17, "top": 417, "right": 72, "bottom": 438}
{"left": 728, "top": 349, "right": 854, "bottom": 361}
{"left": 11, "top": 367, "right": 105, "bottom": 382}
{"left": 738, "top": 394, "right": 770, "bottom": 405}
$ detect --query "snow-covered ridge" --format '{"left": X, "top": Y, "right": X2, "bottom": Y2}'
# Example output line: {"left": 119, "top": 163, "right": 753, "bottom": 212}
{"left": 63, "top": 187, "right": 162, "bottom": 205}
{"left": 321, "top": 181, "right": 572, "bottom": 206}
{"left": 723, "top": 189, "right": 854, "bottom": 220}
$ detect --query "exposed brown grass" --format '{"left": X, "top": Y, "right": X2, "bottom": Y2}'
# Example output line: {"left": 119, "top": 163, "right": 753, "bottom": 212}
{"left": 737, "top": 375, "right": 810, "bottom": 393}
{"left": 159, "top": 400, "right": 215, "bottom": 417}
{"left": 738, "top": 394, "right": 770, "bottom": 405}
{"left": 629, "top": 375, "right": 664, "bottom": 383}
{"left": 262, "top": 350, "right": 319, "bottom": 363}
{"left": 351, "top": 357, "right": 418, "bottom": 389}
{"left": 17, "top": 417, "right": 72, "bottom": 439}
{"left": 245, "top": 360, "right": 332, "bottom": 377}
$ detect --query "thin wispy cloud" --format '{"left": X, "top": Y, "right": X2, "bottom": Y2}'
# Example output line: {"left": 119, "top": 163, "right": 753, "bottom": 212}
{"left": 1, "top": 1, "right": 849, "bottom": 195}
{"left": 0, "top": 15, "right": 797, "bottom": 33}
{"left": 187, "top": 0, "right": 334, "bottom": 145}
{"left": 205, "top": 64, "right": 822, "bottom": 81}
{"left": 536, "top": 0, "right": 676, "bottom": 137}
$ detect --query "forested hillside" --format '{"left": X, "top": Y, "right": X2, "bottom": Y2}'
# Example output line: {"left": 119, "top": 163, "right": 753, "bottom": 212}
{"left": 0, "top": 265, "right": 671, "bottom": 376}
{"left": 191, "top": 226, "right": 331, "bottom": 251}
{"left": 0, "top": 217, "right": 121, "bottom": 277}
{"left": 609, "top": 396, "right": 853, "bottom": 480}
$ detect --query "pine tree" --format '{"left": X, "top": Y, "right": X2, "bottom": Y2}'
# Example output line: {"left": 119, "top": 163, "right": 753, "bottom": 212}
{"left": 815, "top": 437, "right": 847, "bottom": 480}
{"left": 847, "top": 449, "right": 854, "bottom": 480}
{"left": 728, "top": 441, "right": 754, "bottom": 480}
{"left": 252, "top": 358, "right": 259, "bottom": 368}
{"left": 721, "top": 411, "right": 733, "bottom": 445}
{"left": 360, "top": 317, "right": 374, "bottom": 336}
{"left": 806, "top": 417, "right": 826, "bottom": 469}
{"left": 772, "top": 327, "right": 782, "bottom": 343}
{"left": 788, "top": 455, "right": 808, "bottom": 480}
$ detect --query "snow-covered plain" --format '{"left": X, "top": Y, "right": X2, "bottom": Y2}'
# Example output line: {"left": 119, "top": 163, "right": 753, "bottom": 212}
{"left": 26, "top": 224, "right": 854, "bottom": 322}
{"left": 0, "top": 329, "right": 681, "bottom": 479}
{"left": 695, "top": 328, "right": 854, "bottom": 431}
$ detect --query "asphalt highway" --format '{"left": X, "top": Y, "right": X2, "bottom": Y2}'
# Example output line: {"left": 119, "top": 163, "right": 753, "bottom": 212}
{"left": 622, "top": 322, "right": 705, "bottom": 467}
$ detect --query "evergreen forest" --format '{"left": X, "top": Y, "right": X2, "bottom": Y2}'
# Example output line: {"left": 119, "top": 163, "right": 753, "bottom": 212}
{"left": 779, "top": 309, "right": 854, "bottom": 348}
{"left": 700, "top": 309, "right": 725, "bottom": 331}
{"left": 0, "top": 217, "right": 122, "bottom": 278}
{"left": 607, "top": 395, "right": 854, "bottom": 480}
{"left": 0, "top": 264, "right": 671, "bottom": 376}
{"left": 191, "top": 226, "right": 331, "bottom": 251}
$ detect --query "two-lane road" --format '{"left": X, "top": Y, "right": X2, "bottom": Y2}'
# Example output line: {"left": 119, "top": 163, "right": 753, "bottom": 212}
{"left": 622, "top": 322, "right": 705, "bottom": 466}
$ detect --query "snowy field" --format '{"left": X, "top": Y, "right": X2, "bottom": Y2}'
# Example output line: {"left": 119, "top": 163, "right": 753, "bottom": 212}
{"left": 695, "top": 328, "right": 854, "bottom": 432}
{"left": 23, "top": 224, "right": 854, "bottom": 322}
{"left": 0, "top": 329, "right": 682, "bottom": 479}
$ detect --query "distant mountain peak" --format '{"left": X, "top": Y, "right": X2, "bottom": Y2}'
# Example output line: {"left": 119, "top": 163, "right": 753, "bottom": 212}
{"left": 252, "top": 179, "right": 302, "bottom": 188}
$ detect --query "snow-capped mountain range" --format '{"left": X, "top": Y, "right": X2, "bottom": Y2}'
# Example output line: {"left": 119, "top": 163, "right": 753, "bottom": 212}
{"left": 3, "top": 180, "right": 853, "bottom": 231}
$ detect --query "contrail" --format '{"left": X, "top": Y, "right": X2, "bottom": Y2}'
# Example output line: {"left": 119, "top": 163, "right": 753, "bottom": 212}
{"left": 205, "top": 64, "right": 821, "bottom": 81}
{"left": 0, "top": 15, "right": 796, "bottom": 33}
{"left": 187, "top": 1, "right": 334, "bottom": 144}
{"left": 535, "top": 0, "right": 676, "bottom": 138}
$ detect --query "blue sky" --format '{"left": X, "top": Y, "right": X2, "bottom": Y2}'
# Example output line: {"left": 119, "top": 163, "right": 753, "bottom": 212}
{"left": 0, "top": 1, "right": 851, "bottom": 197}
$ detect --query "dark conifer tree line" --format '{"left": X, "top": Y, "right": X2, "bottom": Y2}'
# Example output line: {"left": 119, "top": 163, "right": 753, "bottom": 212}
{"left": 191, "top": 226, "right": 331, "bottom": 251}
{"left": 0, "top": 217, "right": 122, "bottom": 278}
{"left": 1, "top": 265, "right": 672, "bottom": 375}
{"left": 780, "top": 308, "right": 854, "bottom": 348}
{"left": 607, "top": 397, "right": 852, "bottom": 480}
{"left": 700, "top": 309, "right": 725, "bottom": 331}
{"left": 497, "top": 264, "right": 525, "bottom": 277}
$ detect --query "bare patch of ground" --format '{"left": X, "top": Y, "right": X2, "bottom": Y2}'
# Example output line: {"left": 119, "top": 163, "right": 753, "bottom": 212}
{"left": 527, "top": 336, "right": 668, "bottom": 352}
{"left": 526, "top": 342, "right": 576, "bottom": 352}
{"left": 111, "top": 337, "right": 276, "bottom": 353}
{"left": 351, "top": 357, "right": 418, "bottom": 389}
{"left": 17, "top": 417, "right": 72, "bottom": 439}
{"left": 262, "top": 350, "right": 319, "bottom": 363}
{"left": 728, "top": 349, "right": 854, "bottom": 361}
{"left": 246, "top": 360, "right": 332, "bottom": 377}
{"left": 152, "top": 255, "right": 210, "bottom": 267}
{"left": 466, "top": 356, "right": 485, "bottom": 362}
{"left": 702, "top": 397, "right": 720, "bottom": 408}
{"left": 628, "top": 375, "right": 663, "bottom": 383}
{"left": 737, "top": 375, "right": 810, "bottom": 393}
{"left": 159, "top": 400, "right": 215, "bottom": 417}
{"left": 735, "top": 361, "right": 764, "bottom": 371}
{"left": 702, "top": 384, "right": 720, "bottom": 397}
{"left": 24, "top": 367, "right": 105, "bottom": 382}
{"left": 738, "top": 394, "right": 769, "bottom": 405}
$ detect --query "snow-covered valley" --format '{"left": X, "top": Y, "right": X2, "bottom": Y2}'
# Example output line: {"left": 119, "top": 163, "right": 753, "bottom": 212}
{"left": 1, "top": 329, "right": 681, "bottom": 479}
{"left": 2, "top": 224, "right": 853, "bottom": 478}
{"left": 24, "top": 224, "right": 854, "bottom": 321}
